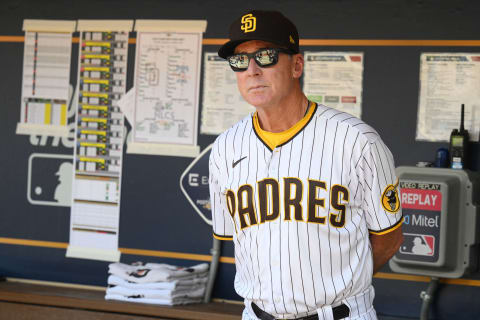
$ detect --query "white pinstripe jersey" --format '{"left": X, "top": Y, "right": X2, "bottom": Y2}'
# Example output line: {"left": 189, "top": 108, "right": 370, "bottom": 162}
{"left": 209, "top": 103, "right": 403, "bottom": 318}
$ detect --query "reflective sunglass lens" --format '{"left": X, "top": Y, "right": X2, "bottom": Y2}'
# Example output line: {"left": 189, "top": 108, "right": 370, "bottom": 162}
{"left": 229, "top": 54, "right": 249, "bottom": 70}
{"left": 228, "top": 48, "right": 285, "bottom": 72}
{"left": 255, "top": 49, "right": 276, "bottom": 66}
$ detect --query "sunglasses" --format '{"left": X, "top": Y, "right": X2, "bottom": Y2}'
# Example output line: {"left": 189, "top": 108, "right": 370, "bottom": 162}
{"left": 227, "top": 48, "right": 293, "bottom": 72}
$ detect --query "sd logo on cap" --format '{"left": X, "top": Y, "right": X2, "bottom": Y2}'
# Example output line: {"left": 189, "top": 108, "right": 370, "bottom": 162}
{"left": 218, "top": 10, "right": 299, "bottom": 59}
{"left": 241, "top": 13, "right": 256, "bottom": 33}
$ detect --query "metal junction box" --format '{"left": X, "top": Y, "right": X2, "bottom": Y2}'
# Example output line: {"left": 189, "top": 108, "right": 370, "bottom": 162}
{"left": 389, "top": 166, "right": 480, "bottom": 278}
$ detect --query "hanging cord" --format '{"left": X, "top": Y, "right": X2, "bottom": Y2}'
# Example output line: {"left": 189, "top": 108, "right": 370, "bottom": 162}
{"left": 420, "top": 277, "right": 439, "bottom": 320}
{"left": 203, "top": 237, "right": 221, "bottom": 303}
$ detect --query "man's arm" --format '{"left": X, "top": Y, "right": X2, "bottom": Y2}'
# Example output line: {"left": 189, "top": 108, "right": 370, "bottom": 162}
{"left": 369, "top": 226, "right": 403, "bottom": 274}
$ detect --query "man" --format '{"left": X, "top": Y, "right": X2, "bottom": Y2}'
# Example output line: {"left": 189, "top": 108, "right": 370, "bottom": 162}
{"left": 209, "top": 10, "right": 403, "bottom": 320}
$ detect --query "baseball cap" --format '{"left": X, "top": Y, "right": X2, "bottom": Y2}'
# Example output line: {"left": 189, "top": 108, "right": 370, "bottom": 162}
{"left": 218, "top": 10, "right": 299, "bottom": 59}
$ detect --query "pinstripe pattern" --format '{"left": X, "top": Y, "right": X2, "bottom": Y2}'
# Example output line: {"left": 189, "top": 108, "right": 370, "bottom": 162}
{"left": 209, "top": 104, "right": 402, "bottom": 319}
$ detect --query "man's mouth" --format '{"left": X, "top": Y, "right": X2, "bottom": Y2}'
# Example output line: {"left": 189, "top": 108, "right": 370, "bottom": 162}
{"left": 249, "top": 85, "right": 267, "bottom": 92}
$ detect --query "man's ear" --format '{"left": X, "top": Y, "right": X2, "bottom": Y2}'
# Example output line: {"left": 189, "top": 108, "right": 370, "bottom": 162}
{"left": 292, "top": 54, "right": 304, "bottom": 79}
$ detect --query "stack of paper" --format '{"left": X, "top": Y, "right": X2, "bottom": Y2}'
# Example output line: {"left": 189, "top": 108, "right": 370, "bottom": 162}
{"left": 105, "top": 262, "right": 209, "bottom": 305}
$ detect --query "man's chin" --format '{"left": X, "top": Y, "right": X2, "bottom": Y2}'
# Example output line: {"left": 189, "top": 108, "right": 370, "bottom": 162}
{"left": 246, "top": 100, "right": 270, "bottom": 109}
{"left": 244, "top": 94, "right": 273, "bottom": 108}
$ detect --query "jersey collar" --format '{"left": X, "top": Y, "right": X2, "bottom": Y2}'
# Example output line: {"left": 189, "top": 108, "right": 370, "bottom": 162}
{"left": 252, "top": 101, "right": 317, "bottom": 151}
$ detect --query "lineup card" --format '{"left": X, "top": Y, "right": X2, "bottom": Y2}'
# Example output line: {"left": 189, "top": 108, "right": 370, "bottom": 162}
{"left": 68, "top": 25, "right": 131, "bottom": 262}
{"left": 133, "top": 31, "right": 202, "bottom": 145}
{"left": 125, "top": 20, "right": 206, "bottom": 158}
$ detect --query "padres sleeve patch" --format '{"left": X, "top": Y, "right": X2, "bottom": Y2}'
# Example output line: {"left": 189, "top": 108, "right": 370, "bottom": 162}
{"left": 381, "top": 180, "right": 400, "bottom": 213}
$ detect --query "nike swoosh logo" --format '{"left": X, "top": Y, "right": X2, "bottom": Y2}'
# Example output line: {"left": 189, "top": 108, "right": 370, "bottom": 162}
{"left": 232, "top": 156, "right": 247, "bottom": 168}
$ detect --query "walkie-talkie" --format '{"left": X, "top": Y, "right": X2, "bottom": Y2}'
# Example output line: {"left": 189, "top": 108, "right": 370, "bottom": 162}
{"left": 449, "top": 104, "right": 469, "bottom": 169}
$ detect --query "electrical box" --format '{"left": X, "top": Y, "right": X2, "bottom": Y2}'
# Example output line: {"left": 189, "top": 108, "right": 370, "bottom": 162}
{"left": 389, "top": 166, "right": 480, "bottom": 278}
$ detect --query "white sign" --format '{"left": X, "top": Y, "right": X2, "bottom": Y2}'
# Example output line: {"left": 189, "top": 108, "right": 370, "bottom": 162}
{"left": 416, "top": 53, "right": 480, "bottom": 142}
{"left": 200, "top": 53, "right": 255, "bottom": 135}
{"left": 303, "top": 52, "right": 364, "bottom": 119}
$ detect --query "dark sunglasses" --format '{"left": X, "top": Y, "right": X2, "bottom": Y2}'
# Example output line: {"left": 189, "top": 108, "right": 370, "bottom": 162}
{"left": 227, "top": 48, "right": 293, "bottom": 72}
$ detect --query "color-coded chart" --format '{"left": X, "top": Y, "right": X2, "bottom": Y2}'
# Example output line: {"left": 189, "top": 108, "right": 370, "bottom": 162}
{"left": 68, "top": 20, "right": 133, "bottom": 262}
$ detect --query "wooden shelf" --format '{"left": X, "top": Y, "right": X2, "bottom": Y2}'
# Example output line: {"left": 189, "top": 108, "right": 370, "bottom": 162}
{"left": 0, "top": 281, "right": 242, "bottom": 320}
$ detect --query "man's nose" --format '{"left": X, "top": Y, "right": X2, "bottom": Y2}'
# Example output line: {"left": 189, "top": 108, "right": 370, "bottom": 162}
{"left": 245, "top": 57, "right": 261, "bottom": 75}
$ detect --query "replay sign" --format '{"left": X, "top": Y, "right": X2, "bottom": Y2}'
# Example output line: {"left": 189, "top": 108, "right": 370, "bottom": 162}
{"left": 180, "top": 144, "right": 213, "bottom": 225}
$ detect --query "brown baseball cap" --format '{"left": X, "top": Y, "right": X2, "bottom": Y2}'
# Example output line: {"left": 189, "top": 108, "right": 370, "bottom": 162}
{"left": 218, "top": 10, "right": 300, "bottom": 59}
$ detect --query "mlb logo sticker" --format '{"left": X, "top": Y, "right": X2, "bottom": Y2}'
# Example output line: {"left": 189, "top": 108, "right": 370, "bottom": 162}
{"left": 400, "top": 233, "right": 435, "bottom": 256}
{"left": 28, "top": 153, "right": 73, "bottom": 207}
